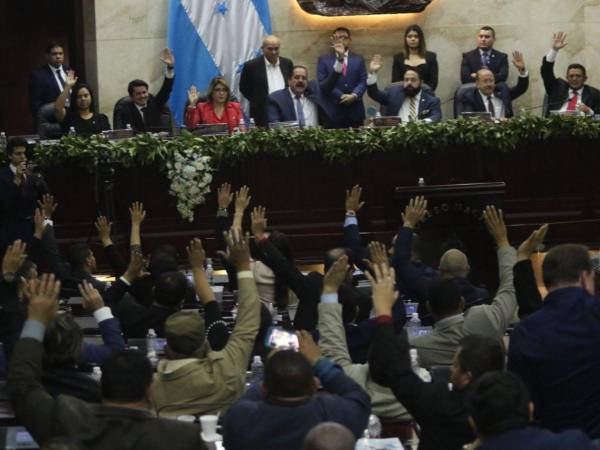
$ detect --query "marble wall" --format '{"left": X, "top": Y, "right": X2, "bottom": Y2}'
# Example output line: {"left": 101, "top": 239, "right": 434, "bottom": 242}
{"left": 86, "top": 0, "right": 600, "bottom": 120}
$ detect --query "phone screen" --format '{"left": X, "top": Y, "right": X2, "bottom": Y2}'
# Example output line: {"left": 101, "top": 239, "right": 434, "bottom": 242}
{"left": 16, "top": 431, "right": 36, "bottom": 445}
{"left": 265, "top": 327, "right": 299, "bottom": 351}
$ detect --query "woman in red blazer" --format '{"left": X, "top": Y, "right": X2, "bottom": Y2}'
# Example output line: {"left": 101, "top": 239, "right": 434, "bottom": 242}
{"left": 185, "top": 76, "right": 243, "bottom": 133}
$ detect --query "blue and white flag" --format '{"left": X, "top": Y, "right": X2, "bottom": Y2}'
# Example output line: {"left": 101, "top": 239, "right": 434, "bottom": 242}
{"left": 167, "top": 0, "right": 272, "bottom": 125}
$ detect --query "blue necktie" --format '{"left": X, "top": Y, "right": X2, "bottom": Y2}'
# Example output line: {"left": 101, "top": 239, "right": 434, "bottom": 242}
{"left": 481, "top": 51, "right": 490, "bottom": 68}
{"left": 295, "top": 95, "right": 306, "bottom": 128}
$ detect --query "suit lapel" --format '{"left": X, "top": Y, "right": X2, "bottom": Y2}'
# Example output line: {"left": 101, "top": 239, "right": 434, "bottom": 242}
{"left": 284, "top": 90, "right": 297, "bottom": 121}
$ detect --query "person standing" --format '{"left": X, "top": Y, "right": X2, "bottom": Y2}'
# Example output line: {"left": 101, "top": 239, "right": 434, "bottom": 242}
{"left": 391, "top": 24, "right": 439, "bottom": 91}
{"left": 461, "top": 26, "right": 508, "bottom": 84}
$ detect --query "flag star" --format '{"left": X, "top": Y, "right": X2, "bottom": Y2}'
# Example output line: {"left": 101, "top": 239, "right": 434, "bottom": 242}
{"left": 215, "top": 1, "right": 228, "bottom": 16}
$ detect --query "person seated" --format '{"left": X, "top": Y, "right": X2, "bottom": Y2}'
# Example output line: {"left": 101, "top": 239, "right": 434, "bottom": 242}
{"left": 54, "top": 72, "right": 110, "bottom": 135}
{"left": 460, "top": 51, "right": 529, "bottom": 119}
{"left": 391, "top": 24, "right": 439, "bottom": 91}
{"left": 465, "top": 371, "right": 598, "bottom": 450}
{"left": 302, "top": 422, "right": 356, "bottom": 450}
{"left": 367, "top": 262, "right": 505, "bottom": 450}
{"left": 151, "top": 232, "right": 260, "bottom": 417}
{"left": 461, "top": 26, "right": 508, "bottom": 84}
{"left": 541, "top": 32, "right": 600, "bottom": 116}
{"left": 8, "top": 276, "right": 205, "bottom": 449}
{"left": 222, "top": 331, "right": 371, "bottom": 450}
{"left": 112, "top": 49, "right": 175, "bottom": 132}
{"left": 368, "top": 55, "right": 441, "bottom": 122}
{"left": 185, "top": 77, "right": 243, "bottom": 133}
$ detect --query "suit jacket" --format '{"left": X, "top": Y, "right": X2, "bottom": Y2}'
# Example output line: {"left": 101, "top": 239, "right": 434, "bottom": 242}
{"left": 460, "top": 75, "right": 529, "bottom": 118}
{"left": 265, "top": 81, "right": 334, "bottom": 126}
{"left": 239, "top": 56, "right": 294, "bottom": 127}
{"left": 461, "top": 48, "right": 508, "bottom": 84}
{"left": 114, "top": 76, "right": 174, "bottom": 132}
{"left": 317, "top": 51, "right": 367, "bottom": 128}
{"left": 541, "top": 57, "right": 600, "bottom": 116}
{"left": 28, "top": 65, "right": 70, "bottom": 114}
{"left": 476, "top": 427, "right": 598, "bottom": 450}
{"left": 367, "top": 82, "right": 442, "bottom": 122}
{"left": 391, "top": 51, "right": 439, "bottom": 91}
{"left": 411, "top": 246, "right": 517, "bottom": 368}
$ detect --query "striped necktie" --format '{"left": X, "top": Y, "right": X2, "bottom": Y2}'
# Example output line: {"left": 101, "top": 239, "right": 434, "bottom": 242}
{"left": 409, "top": 97, "right": 417, "bottom": 121}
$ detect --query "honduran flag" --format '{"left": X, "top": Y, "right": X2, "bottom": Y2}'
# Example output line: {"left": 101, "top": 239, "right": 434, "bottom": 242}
{"left": 167, "top": 0, "right": 273, "bottom": 125}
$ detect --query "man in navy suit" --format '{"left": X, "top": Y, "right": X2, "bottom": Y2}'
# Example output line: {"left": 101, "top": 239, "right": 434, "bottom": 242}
{"left": 461, "top": 27, "right": 508, "bottom": 84}
{"left": 366, "top": 54, "right": 442, "bottom": 123}
{"left": 460, "top": 51, "right": 529, "bottom": 119}
{"left": 28, "top": 42, "right": 70, "bottom": 121}
{"left": 266, "top": 66, "right": 332, "bottom": 127}
{"left": 317, "top": 27, "right": 367, "bottom": 128}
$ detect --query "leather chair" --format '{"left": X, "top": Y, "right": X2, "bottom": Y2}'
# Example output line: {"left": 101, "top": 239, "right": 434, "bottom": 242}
{"left": 37, "top": 102, "right": 63, "bottom": 139}
{"left": 112, "top": 96, "right": 175, "bottom": 132}
{"left": 453, "top": 82, "right": 476, "bottom": 118}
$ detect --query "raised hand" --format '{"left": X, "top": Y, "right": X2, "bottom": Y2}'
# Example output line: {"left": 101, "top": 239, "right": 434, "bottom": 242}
{"left": 332, "top": 41, "right": 345, "bottom": 60}
{"left": 95, "top": 216, "right": 112, "bottom": 247}
{"left": 234, "top": 185, "right": 251, "bottom": 213}
{"left": 250, "top": 206, "right": 268, "bottom": 240}
{"left": 298, "top": 330, "right": 321, "bottom": 366}
{"left": 33, "top": 208, "right": 47, "bottom": 240}
{"left": 123, "top": 251, "right": 146, "bottom": 284}
{"left": 37, "top": 194, "right": 58, "bottom": 219}
{"left": 160, "top": 48, "right": 175, "bottom": 67}
{"left": 511, "top": 51, "right": 526, "bottom": 73}
{"left": 188, "top": 85, "right": 199, "bottom": 106}
{"left": 2, "top": 240, "right": 27, "bottom": 278}
{"left": 25, "top": 274, "right": 60, "bottom": 325}
{"left": 323, "top": 255, "right": 349, "bottom": 295}
{"left": 365, "top": 263, "right": 398, "bottom": 317}
{"left": 217, "top": 182, "right": 234, "bottom": 210}
{"left": 187, "top": 238, "right": 206, "bottom": 270}
{"left": 552, "top": 32, "right": 568, "bottom": 51}
{"left": 79, "top": 280, "right": 105, "bottom": 313}
{"left": 129, "top": 201, "right": 146, "bottom": 226}
{"left": 369, "top": 54, "right": 383, "bottom": 74}
{"left": 517, "top": 224, "right": 549, "bottom": 261}
{"left": 402, "top": 196, "right": 428, "bottom": 228}
{"left": 218, "top": 228, "right": 251, "bottom": 271}
{"left": 345, "top": 185, "right": 365, "bottom": 213}
{"left": 483, "top": 205, "right": 509, "bottom": 248}
{"left": 64, "top": 70, "right": 78, "bottom": 88}
{"left": 364, "top": 241, "right": 389, "bottom": 271}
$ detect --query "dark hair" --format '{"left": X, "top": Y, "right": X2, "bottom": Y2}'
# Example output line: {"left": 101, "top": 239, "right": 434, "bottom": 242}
{"left": 404, "top": 24, "right": 427, "bottom": 57}
{"left": 67, "top": 243, "right": 92, "bottom": 271}
{"left": 206, "top": 76, "right": 231, "bottom": 103}
{"left": 6, "top": 137, "right": 28, "bottom": 156}
{"left": 264, "top": 350, "right": 315, "bottom": 400}
{"left": 480, "top": 26, "right": 496, "bottom": 38}
{"left": 101, "top": 350, "right": 153, "bottom": 402}
{"left": 466, "top": 371, "right": 530, "bottom": 437}
{"left": 128, "top": 79, "right": 149, "bottom": 96}
{"left": 333, "top": 27, "right": 351, "bottom": 38}
{"left": 428, "top": 279, "right": 462, "bottom": 317}
{"left": 403, "top": 68, "right": 421, "bottom": 80}
{"left": 16, "top": 260, "right": 37, "bottom": 281}
{"left": 149, "top": 253, "right": 179, "bottom": 279}
{"left": 68, "top": 83, "right": 97, "bottom": 114}
{"left": 323, "top": 247, "right": 358, "bottom": 323}
{"left": 542, "top": 244, "right": 591, "bottom": 288}
{"left": 567, "top": 63, "right": 587, "bottom": 77}
{"left": 44, "top": 314, "right": 83, "bottom": 368}
{"left": 154, "top": 271, "right": 188, "bottom": 308}
{"left": 457, "top": 335, "right": 504, "bottom": 382}
{"left": 45, "top": 42, "right": 63, "bottom": 54}
{"left": 290, "top": 65, "right": 309, "bottom": 78}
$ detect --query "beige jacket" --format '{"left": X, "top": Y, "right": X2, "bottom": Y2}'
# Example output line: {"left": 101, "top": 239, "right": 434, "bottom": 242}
{"left": 318, "top": 302, "right": 411, "bottom": 420}
{"left": 151, "top": 273, "right": 260, "bottom": 417}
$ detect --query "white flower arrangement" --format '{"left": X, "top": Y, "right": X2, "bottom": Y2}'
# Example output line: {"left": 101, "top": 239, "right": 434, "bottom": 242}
{"left": 165, "top": 150, "right": 213, "bottom": 222}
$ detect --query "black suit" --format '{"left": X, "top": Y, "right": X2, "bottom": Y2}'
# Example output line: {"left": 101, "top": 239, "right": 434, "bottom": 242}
{"left": 541, "top": 57, "right": 600, "bottom": 116}
{"left": 461, "top": 48, "right": 508, "bottom": 84}
{"left": 113, "top": 77, "right": 174, "bottom": 132}
{"left": 239, "top": 56, "right": 294, "bottom": 127}
{"left": 460, "top": 75, "right": 529, "bottom": 118}
{"left": 28, "top": 65, "right": 70, "bottom": 115}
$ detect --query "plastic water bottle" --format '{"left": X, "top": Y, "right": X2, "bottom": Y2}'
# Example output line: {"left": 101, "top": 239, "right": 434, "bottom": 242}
{"left": 248, "top": 118, "right": 256, "bottom": 130}
{"left": 91, "top": 366, "right": 102, "bottom": 383}
{"left": 367, "top": 414, "right": 382, "bottom": 438}
{"left": 126, "top": 123, "right": 133, "bottom": 131}
{"left": 146, "top": 328, "right": 158, "bottom": 365}
{"left": 68, "top": 126, "right": 76, "bottom": 136}
{"left": 234, "top": 118, "right": 246, "bottom": 133}
{"left": 407, "top": 312, "right": 421, "bottom": 327}
{"left": 205, "top": 258, "right": 214, "bottom": 285}
{"left": 418, "top": 177, "right": 425, "bottom": 187}
{"left": 250, "top": 355, "right": 264, "bottom": 385}
{"left": 0, "top": 132, "right": 6, "bottom": 152}
{"left": 410, "top": 348, "right": 432, "bottom": 382}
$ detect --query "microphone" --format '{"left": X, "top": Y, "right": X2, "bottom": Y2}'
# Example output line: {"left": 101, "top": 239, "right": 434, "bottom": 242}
{"left": 517, "top": 99, "right": 565, "bottom": 114}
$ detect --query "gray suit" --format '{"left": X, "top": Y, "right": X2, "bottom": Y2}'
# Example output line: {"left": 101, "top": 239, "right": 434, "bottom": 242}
{"left": 411, "top": 246, "right": 517, "bottom": 368}
{"left": 318, "top": 302, "right": 410, "bottom": 419}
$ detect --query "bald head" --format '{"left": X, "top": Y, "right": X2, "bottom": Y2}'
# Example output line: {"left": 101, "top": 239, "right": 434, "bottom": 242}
{"left": 439, "top": 249, "right": 469, "bottom": 278}
{"left": 302, "top": 423, "right": 356, "bottom": 450}
{"left": 262, "top": 35, "right": 281, "bottom": 64}
{"left": 475, "top": 68, "right": 495, "bottom": 96}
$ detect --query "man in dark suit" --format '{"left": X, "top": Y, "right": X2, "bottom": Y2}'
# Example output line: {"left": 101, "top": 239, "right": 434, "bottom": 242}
{"left": 266, "top": 66, "right": 333, "bottom": 127}
{"left": 460, "top": 51, "right": 529, "bottom": 119}
{"left": 317, "top": 27, "right": 367, "bottom": 128}
{"left": 239, "top": 35, "right": 294, "bottom": 127}
{"left": 366, "top": 54, "right": 442, "bottom": 122}
{"left": 28, "top": 42, "right": 70, "bottom": 121}
{"left": 461, "top": 26, "right": 508, "bottom": 84}
{"left": 541, "top": 32, "right": 600, "bottom": 117}
{"left": 113, "top": 49, "right": 175, "bottom": 132}
{"left": 0, "top": 138, "right": 48, "bottom": 252}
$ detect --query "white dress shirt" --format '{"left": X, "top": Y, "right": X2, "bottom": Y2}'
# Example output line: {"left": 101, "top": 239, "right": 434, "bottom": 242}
{"left": 265, "top": 57, "right": 285, "bottom": 94}
{"left": 49, "top": 64, "right": 67, "bottom": 92}
{"left": 479, "top": 91, "right": 505, "bottom": 118}
{"left": 289, "top": 88, "right": 318, "bottom": 128}
{"left": 333, "top": 51, "right": 349, "bottom": 73}
{"left": 398, "top": 91, "right": 422, "bottom": 122}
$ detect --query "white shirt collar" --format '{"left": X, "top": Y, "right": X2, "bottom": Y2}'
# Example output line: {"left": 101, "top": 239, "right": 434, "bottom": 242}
{"left": 48, "top": 64, "right": 63, "bottom": 73}
{"left": 478, "top": 90, "right": 496, "bottom": 101}
{"left": 289, "top": 88, "right": 304, "bottom": 99}
{"left": 479, "top": 48, "right": 492, "bottom": 55}
{"left": 9, "top": 164, "right": 17, "bottom": 175}
{"left": 571, "top": 87, "right": 583, "bottom": 96}
{"left": 264, "top": 57, "right": 280, "bottom": 68}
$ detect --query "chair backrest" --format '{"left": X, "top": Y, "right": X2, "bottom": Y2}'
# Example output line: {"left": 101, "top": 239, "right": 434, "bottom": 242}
{"left": 37, "top": 102, "right": 63, "bottom": 139}
{"left": 453, "top": 82, "right": 476, "bottom": 118}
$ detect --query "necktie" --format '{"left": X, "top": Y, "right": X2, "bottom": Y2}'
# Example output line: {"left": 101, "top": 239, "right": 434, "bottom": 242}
{"left": 409, "top": 97, "right": 417, "bottom": 121}
{"left": 481, "top": 52, "right": 490, "bottom": 68}
{"left": 141, "top": 106, "right": 148, "bottom": 130}
{"left": 295, "top": 95, "right": 306, "bottom": 128}
{"left": 487, "top": 96, "right": 496, "bottom": 118}
{"left": 55, "top": 69, "right": 65, "bottom": 88}
{"left": 342, "top": 60, "right": 347, "bottom": 77}
{"left": 567, "top": 91, "right": 579, "bottom": 111}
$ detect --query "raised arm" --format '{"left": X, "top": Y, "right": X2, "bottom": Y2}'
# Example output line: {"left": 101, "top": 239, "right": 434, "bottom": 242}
{"left": 215, "top": 182, "right": 238, "bottom": 291}
{"left": 95, "top": 216, "right": 127, "bottom": 277}
{"left": 514, "top": 224, "right": 547, "bottom": 318}
{"left": 129, "top": 201, "right": 146, "bottom": 250}
{"left": 103, "top": 251, "right": 145, "bottom": 311}
{"left": 232, "top": 185, "right": 251, "bottom": 232}
{"left": 541, "top": 32, "right": 567, "bottom": 94}
{"left": 54, "top": 70, "right": 78, "bottom": 123}
{"left": 343, "top": 185, "right": 368, "bottom": 270}
{"left": 366, "top": 55, "right": 391, "bottom": 106}
{"left": 154, "top": 48, "right": 176, "bottom": 107}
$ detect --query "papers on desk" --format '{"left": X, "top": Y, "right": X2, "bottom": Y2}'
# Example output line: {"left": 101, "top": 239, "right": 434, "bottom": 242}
{"left": 355, "top": 438, "right": 404, "bottom": 449}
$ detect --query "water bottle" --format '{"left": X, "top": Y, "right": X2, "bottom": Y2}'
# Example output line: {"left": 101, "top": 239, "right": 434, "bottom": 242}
{"left": 367, "top": 414, "right": 382, "bottom": 438}
{"left": 68, "top": 126, "right": 76, "bottom": 137}
{"left": 418, "top": 177, "right": 425, "bottom": 187}
{"left": 0, "top": 132, "right": 6, "bottom": 152}
{"left": 234, "top": 118, "right": 246, "bottom": 133}
{"left": 250, "top": 355, "right": 264, "bottom": 385}
{"left": 410, "top": 348, "right": 432, "bottom": 382}
{"left": 91, "top": 366, "right": 102, "bottom": 383}
{"left": 126, "top": 123, "right": 133, "bottom": 131}
{"left": 407, "top": 312, "right": 421, "bottom": 327}
{"left": 205, "top": 258, "right": 214, "bottom": 285}
{"left": 146, "top": 328, "right": 158, "bottom": 365}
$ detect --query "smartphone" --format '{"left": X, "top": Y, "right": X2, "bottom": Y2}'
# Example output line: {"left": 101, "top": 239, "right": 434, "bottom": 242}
{"left": 264, "top": 327, "right": 300, "bottom": 351}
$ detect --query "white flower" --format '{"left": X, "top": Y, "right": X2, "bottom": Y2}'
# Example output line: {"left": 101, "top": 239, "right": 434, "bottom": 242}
{"left": 174, "top": 162, "right": 183, "bottom": 170}
{"left": 202, "top": 173, "right": 212, "bottom": 184}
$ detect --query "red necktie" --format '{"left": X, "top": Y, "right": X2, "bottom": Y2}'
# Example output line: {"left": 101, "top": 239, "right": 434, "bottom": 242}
{"left": 342, "top": 60, "right": 347, "bottom": 77}
{"left": 567, "top": 91, "right": 579, "bottom": 111}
